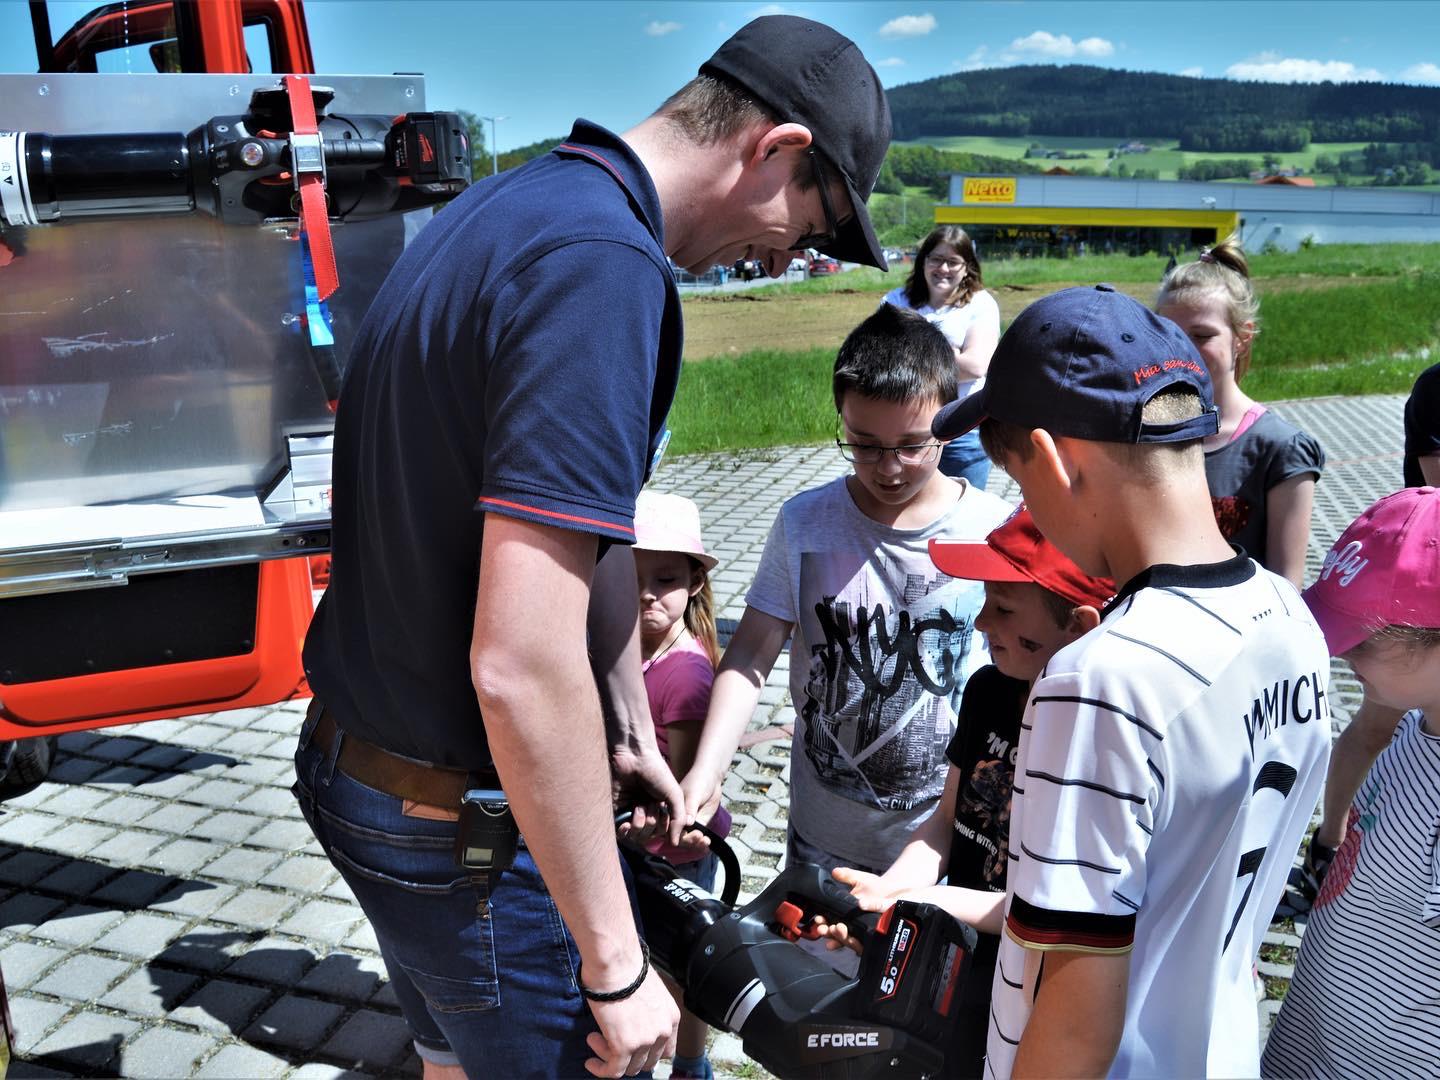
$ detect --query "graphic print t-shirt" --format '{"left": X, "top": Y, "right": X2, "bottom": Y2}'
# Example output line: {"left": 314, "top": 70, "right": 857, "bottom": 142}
{"left": 747, "top": 476, "right": 1013, "bottom": 870}
{"left": 986, "top": 556, "right": 1331, "bottom": 1080}
{"left": 1205, "top": 407, "right": 1324, "bottom": 565}
{"left": 946, "top": 663, "right": 1029, "bottom": 1025}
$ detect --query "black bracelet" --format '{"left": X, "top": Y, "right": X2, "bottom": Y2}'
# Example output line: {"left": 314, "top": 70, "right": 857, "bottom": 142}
{"left": 579, "top": 941, "right": 650, "bottom": 1003}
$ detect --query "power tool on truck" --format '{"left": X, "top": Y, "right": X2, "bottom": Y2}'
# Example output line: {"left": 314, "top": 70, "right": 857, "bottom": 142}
{"left": 0, "top": 0, "right": 467, "bottom": 793}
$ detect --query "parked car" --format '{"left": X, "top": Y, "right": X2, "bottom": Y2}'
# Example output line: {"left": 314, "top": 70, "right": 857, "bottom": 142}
{"left": 733, "top": 256, "right": 765, "bottom": 281}
{"left": 808, "top": 254, "right": 841, "bottom": 275}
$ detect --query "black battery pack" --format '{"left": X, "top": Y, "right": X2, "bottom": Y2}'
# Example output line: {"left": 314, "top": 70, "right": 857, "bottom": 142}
{"left": 853, "top": 899, "right": 978, "bottom": 1048}
{"left": 454, "top": 788, "right": 518, "bottom": 874}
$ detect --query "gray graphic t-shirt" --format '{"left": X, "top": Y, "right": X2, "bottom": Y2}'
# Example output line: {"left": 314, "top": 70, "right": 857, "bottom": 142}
{"left": 747, "top": 477, "right": 1013, "bottom": 870}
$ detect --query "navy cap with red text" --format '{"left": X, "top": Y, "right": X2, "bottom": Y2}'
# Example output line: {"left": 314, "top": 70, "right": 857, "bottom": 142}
{"left": 932, "top": 284, "right": 1220, "bottom": 443}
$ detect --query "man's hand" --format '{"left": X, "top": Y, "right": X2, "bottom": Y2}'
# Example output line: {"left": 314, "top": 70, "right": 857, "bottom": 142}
{"left": 611, "top": 738, "right": 690, "bottom": 849}
{"left": 584, "top": 968, "right": 679, "bottom": 1077}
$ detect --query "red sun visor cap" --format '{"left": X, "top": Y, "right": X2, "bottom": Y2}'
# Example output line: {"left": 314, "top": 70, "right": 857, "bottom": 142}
{"left": 929, "top": 507, "right": 1115, "bottom": 610}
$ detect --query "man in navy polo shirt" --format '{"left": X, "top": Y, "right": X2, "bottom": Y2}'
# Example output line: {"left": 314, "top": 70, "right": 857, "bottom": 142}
{"left": 294, "top": 16, "right": 892, "bottom": 1080}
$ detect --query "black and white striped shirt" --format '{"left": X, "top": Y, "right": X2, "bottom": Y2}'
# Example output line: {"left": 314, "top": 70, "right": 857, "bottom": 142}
{"left": 1262, "top": 710, "right": 1440, "bottom": 1078}
{"left": 988, "top": 555, "right": 1331, "bottom": 1078}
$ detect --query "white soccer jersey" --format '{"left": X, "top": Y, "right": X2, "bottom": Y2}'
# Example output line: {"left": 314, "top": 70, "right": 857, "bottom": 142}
{"left": 986, "top": 555, "right": 1331, "bottom": 1079}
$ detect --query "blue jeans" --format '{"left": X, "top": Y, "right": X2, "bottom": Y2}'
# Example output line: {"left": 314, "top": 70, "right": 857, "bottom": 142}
{"left": 292, "top": 715, "right": 636, "bottom": 1078}
{"left": 939, "top": 430, "right": 991, "bottom": 491}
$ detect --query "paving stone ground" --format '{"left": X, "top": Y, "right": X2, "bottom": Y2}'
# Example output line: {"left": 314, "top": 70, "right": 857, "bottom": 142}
{"left": 0, "top": 394, "right": 1408, "bottom": 1078}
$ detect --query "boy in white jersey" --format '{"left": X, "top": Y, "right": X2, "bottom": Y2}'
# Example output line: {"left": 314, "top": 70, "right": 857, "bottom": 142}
{"left": 930, "top": 285, "right": 1332, "bottom": 1078}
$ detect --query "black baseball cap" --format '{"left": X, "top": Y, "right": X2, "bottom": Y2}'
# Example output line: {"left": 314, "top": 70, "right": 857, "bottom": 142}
{"left": 701, "top": 16, "right": 891, "bottom": 271}
{"left": 932, "top": 284, "right": 1220, "bottom": 443}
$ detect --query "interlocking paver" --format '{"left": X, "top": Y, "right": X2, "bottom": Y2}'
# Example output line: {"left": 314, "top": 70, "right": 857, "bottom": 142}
{"left": 193, "top": 1043, "right": 291, "bottom": 1078}
{"left": 99, "top": 966, "right": 202, "bottom": 1017}
{"left": 33, "top": 821, "right": 116, "bottom": 858}
{"left": 202, "top": 847, "right": 283, "bottom": 883}
{"left": 88, "top": 828, "right": 169, "bottom": 866}
{"left": 243, "top": 994, "right": 345, "bottom": 1050}
{"left": 190, "top": 811, "right": 265, "bottom": 844}
{"left": 32, "top": 952, "right": 134, "bottom": 1001}
{"left": 209, "top": 888, "right": 296, "bottom": 929}
{"left": 91, "top": 868, "right": 181, "bottom": 908}
{"left": 33, "top": 858, "right": 116, "bottom": 899}
{"left": 31, "top": 904, "right": 123, "bottom": 947}
{"left": 260, "top": 853, "right": 338, "bottom": 893}
{"left": 6, "top": 995, "right": 72, "bottom": 1055}
{"left": 93, "top": 912, "right": 188, "bottom": 957}
{"left": 322, "top": 1008, "right": 414, "bottom": 1069}
{"left": 0, "top": 811, "right": 68, "bottom": 848}
{"left": 279, "top": 900, "right": 364, "bottom": 945}
{"left": 224, "top": 935, "right": 318, "bottom": 983}
{"left": 0, "top": 890, "right": 65, "bottom": 933}
{"left": 121, "top": 1026, "right": 219, "bottom": 1077}
{"left": 168, "top": 978, "right": 275, "bottom": 1034}
{"left": 0, "top": 939, "right": 69, "bottom": 988}
{"left": 146, "top": 837, "right": 223, "bottom": 876}
{"left": 141, "top": 800, "right": 215, "bottom": 835}
{"left": 297, "top": 951, "right": 386, "bottom": 1002}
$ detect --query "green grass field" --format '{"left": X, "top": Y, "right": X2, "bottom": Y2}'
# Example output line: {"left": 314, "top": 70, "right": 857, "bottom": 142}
{"left": 736, "top": 243, "right": 1440, "bottom": 298}
{"left": 666, "top": 252, "right": 1440, "bottom": 456}
{"left": 897, "top": 135, "right": 1396, "bottom": 183}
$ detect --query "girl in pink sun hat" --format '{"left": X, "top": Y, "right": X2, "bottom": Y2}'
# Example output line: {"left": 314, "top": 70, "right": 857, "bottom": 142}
{"left": 1263, "top": 487, "right": 1440, "bottom": 1078}
{"left": 631, "top": 490, "right": 729, "bottom": 1080}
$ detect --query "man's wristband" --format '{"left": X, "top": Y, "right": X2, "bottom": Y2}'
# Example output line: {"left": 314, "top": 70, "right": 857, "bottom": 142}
{"left": 579, "top": 941, "right": 650, "bottom": 1003}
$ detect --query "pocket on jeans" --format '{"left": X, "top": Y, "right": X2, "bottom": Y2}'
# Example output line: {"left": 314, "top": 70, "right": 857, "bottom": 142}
{"left": 396, "top": 960, "right": 500, "bottom": 1014}
{"left": 326, "top": 841, "right": 471, "bottom": 896}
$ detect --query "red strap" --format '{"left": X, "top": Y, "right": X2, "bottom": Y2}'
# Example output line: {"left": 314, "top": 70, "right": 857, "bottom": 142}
{"left": 285, "top": 75, "right": 339, "bottom": 301}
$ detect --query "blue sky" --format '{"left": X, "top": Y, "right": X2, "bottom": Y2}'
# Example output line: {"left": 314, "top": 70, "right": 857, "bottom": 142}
{"left": 6, "top": 1, "right": 1440, "bottom": 151}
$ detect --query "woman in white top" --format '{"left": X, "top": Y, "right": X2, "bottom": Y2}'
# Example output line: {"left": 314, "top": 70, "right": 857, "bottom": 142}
{"left": 882, "top": 226, "right": 1001, "bottom": 489}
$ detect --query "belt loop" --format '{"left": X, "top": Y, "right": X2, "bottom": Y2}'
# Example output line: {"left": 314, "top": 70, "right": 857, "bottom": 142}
{"left": 298, "top": 698, "right": 322, "bottom": 751}
{"left": 322, "top": 727, "right": 344, "bottom": 787}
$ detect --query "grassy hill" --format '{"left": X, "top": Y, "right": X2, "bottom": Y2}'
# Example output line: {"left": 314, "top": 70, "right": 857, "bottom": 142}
{"left": 896, "top": 134, "right": 1404, "bottom": 184}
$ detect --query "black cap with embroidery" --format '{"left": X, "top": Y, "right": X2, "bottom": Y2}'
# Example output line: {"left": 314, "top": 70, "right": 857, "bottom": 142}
{"left": 700, "top": 15, "right": 892, "bottom": 271}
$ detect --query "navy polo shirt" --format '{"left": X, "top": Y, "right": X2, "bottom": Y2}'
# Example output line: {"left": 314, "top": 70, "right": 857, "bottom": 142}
{"left": 303, "top": 120, "right": 682, "bottom": 768}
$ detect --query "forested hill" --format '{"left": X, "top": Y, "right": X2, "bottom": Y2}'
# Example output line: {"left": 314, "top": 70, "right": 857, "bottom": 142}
{"left": 887, "top": 65, "right": 1440, "bottom": 151}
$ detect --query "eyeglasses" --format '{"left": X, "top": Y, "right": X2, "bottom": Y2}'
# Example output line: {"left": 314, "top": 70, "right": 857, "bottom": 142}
{"left": 924, "top": 255, "right": 966, "bottom": 272}
{"left": 835, "top": 438, "right": 943, "bottom": 465}
{"left": 791, "top": 149, "right": 843, "bottom": 252}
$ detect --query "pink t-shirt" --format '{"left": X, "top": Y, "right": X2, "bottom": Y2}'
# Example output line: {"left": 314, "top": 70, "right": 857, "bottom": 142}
{"left": 644, "top": 633, "right": 731, "bottom": 861}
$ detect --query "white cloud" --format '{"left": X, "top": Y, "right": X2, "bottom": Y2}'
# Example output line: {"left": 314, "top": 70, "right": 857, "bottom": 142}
{"left": 750, "top": 3, "right": 795, "bottom": 16}
{"left": 875, "top": 56, "right": 908, "bottom": 68}
{"left": 1225, "top": 52, "right": 1382, "bottom": 83}
{"left": 1009, "top": 30, "right": 1114, "bottom": 59}
{"left": 1180, "top": 66, "right": 1204, "bottom": 77}
{"left": 644, "top": 20, "right": 681, "bottom": 37}
{"left": 954, "top": 46, "right": 991, "bottom": 71}
{"left": 879, "top": 13, "right": 937, "bottom": 39}
{"left": 1400, "top": 61, "right": 1440, "bottom": 84}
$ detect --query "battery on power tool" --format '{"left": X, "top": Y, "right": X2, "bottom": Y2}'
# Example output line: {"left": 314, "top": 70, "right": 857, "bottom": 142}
{"left": 854, "top": 899, "right": 976, "bottom": 1050}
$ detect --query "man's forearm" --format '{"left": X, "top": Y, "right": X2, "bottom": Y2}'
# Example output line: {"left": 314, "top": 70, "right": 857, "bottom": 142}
{"left": 481, "top": 661, "right": 645, "bottom": 983}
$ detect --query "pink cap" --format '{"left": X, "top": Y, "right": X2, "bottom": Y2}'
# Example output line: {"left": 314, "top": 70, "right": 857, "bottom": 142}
{"left": 1303, "top": 487, "right": 1440, "bottom": 655}
{"left": 633, "top": 491, "right": 717, "bottom": 572}
{"left": 929, "top": 506, "right": 1114, "bottom": 609}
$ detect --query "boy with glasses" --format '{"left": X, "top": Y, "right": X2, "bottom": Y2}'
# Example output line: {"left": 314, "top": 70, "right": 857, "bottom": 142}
{"left": 683, "top": 305, "right": 1012, "bottom": 941}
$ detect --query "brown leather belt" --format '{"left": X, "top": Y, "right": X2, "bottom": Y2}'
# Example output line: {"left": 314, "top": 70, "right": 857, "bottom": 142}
{"left": 311, "top": 705, "right": 498, "bottom": 807}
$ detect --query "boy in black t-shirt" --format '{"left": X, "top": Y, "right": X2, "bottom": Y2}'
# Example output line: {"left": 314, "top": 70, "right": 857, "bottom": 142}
{"left": 817, "top": 508, "right": 1112, "bottom": 1077}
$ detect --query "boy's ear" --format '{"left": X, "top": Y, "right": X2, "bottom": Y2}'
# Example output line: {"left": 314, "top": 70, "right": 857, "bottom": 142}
{"left": 1067, "top": 604, "right": 1102, "bottom": 636}
{"left": 1029, "top": 428, "right": 1076, "bottom": 493}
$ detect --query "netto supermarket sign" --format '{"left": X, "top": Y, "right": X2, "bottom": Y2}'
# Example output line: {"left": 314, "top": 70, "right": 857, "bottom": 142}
{"left": 962, "top": 177, "right": 1017, "bottom": 204}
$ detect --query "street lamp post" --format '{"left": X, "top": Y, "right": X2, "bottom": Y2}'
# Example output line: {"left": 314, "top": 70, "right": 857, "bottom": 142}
{"left": 480, "top": 114, "right": 508, "bottom": 176}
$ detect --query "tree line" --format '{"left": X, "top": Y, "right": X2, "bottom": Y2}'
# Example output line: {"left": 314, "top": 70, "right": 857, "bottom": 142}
{"left": 886, "top": 64, "right": 1440, "bottom": 154}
